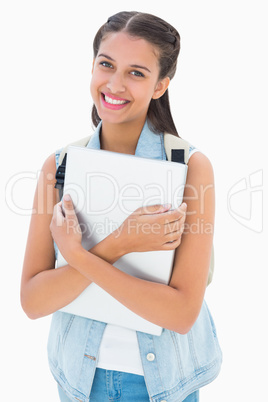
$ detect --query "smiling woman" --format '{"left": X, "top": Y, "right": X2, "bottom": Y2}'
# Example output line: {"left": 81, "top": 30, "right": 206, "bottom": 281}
{"left": 20, "top": 10, "right": 222, "bottom": 402}
{"left": 90, "top": 32, "right": 170, "bottom": 138}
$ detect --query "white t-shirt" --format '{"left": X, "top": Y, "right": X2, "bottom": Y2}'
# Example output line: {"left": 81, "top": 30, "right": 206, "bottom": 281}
{"left": 97, "top": 324, "right": 144, "bottom": 375}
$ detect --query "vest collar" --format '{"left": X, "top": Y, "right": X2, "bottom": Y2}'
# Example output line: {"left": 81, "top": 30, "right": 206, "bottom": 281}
{"left": 87, "top": 120, "right": 166, "bottom": 161}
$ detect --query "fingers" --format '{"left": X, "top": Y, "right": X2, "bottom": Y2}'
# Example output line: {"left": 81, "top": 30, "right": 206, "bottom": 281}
{"left": 179, "top": 202, "right": 187, "bottom": 213}
{"left": 62, "top": 194, "right": 77, "bottom": 218}
{"left": 52, "top": 194, "right": 78, "bottom": 226}
{"left": 50, "top": 202, "right": 64, "bottom": 234}
{"left": 164, "top": 218, "right": 185, "bottom": 236}
{"left": 137, "top": 202, "right": 186, "bottom": 218}
{"left": 161, "top": 236, "right": 183, "bottom": 250}
{"left": 162, "top": 205, "right": 186, "bottom": 247}
{"left": 164, "top": 225, "right": 184, "bottom": 242}
{"left": 63, "top": 194, "right": 73, "bottom": 210}
{"left": 139, "top": 202, "right": 187, "bottom": 226}
{"left": 165, "top": 202, "right": 187, "bottom": 220}
{"left": 136, "top": 204, "right": 172, "bottom": 215}
{"left": 52, "top": 202, "right": 64, "bottom": 227}
{"left": 160, "top": 202, "right": 187, "bottom": 225}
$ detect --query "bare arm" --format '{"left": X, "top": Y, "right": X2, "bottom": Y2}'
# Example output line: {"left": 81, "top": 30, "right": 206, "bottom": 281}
{"left": 20, "top": 154, "right": 124, "bottom": 319}
{"left": 50, "top": 152, "right": 214, "bottom": 334}
{"left": 21, "top": 153, "right": 180, "bottom": 319}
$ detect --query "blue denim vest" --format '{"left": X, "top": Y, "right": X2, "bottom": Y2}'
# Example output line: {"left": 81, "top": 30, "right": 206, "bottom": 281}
{"left": 48, "top": 121, "right": 222, "bottom": 402}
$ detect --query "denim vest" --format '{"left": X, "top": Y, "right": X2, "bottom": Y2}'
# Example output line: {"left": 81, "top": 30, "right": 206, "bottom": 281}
{"left": 48, "top": 121, "right": 222, "bottom": 402}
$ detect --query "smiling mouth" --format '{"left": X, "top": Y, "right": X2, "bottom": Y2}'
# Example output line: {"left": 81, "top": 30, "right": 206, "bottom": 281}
{"left": 102, "top": 93, "right": 130, "bottom": 105}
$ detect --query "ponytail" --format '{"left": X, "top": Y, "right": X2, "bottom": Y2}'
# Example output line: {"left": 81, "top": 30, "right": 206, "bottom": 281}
{"left": 148, "top": 90, "right": 178, "bottom": 135}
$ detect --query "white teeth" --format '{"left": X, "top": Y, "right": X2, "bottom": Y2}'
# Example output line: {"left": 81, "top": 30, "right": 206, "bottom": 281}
{"left": 104, "top": 95, "right": 128, "bottom": 105}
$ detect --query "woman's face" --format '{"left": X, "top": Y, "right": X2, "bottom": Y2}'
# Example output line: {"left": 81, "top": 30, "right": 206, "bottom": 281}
{"left": 90, "top": 32, "right": 169, "bottom": 127}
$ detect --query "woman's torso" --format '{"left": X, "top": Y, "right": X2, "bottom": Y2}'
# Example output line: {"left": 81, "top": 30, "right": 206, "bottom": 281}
{"left": 48, "top": 121, "right": 222, "bottom": 402}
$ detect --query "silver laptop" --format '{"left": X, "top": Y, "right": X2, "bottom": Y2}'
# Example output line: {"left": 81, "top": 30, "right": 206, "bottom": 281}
{"left": 57, "top": 146, "right": 188, "bottom": 335}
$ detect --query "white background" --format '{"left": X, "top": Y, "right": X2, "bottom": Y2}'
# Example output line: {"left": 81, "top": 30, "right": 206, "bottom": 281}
{"left": 1, "top": 0, "right": 267, "bottom": 400}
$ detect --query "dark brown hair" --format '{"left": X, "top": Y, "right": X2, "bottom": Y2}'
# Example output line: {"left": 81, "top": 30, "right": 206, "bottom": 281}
{"left": 92, "top": 11, "right": 181, "bottom": 136}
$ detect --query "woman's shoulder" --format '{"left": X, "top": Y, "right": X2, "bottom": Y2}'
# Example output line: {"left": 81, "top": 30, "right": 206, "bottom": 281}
{"left": 36, "top": 153, "right": 58, "bottom": 195}
{"left": 40, "top": 145, "right": 65, "bottom": 173}
{"left": 187, "top": 149, "right": 214, "bottom": 185}
{"left": 41, "top": 152, "right": 57, "bottom": 173}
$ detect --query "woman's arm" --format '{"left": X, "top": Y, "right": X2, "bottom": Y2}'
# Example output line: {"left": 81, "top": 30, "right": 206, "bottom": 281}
{"left": 20, "top": 154, "right": 126, "bottom": 319}
{"left": 21, "top": 153, "right": 182, "bottom": 319}
{"left": 50, "top": 152, "right": 214, "bottom": 334}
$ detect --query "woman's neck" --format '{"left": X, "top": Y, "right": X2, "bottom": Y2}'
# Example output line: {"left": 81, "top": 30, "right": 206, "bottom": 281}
{"left": 100, "top": 119, "right": 146, "bottom": 155}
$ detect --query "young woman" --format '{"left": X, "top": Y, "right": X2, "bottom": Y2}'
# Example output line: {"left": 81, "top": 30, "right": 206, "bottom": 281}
{"left": 21, "top": 11, "right": 222, "bottom": 402}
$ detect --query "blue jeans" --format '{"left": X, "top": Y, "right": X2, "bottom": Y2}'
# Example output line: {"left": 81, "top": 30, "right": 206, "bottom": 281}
{"left": 58, "top": 368, "right": 199, "bottom": 401}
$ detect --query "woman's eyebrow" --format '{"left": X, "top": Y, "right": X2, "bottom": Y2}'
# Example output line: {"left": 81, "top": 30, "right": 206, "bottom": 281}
{"left": 98, "top": 53, "right": 115, "bottom": 61}
{"left": 130, "top": 64, "right": 151, "bottom": 73}
{"left": 97, "top": 53, "right": 151, "bottom": 73}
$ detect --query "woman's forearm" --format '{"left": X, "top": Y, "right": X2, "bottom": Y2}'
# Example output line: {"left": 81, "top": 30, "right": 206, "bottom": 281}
{"left": 21, "top": 233, "right": 124, "bottom": 319}
{"left": 21, "top": 264, "right": 91, "bottom": 319}
{"left": 49, "top": 196, "right": 194, "bottom": 333}
{"left": 68, "top": 247, "right": 194, "bottom": 334}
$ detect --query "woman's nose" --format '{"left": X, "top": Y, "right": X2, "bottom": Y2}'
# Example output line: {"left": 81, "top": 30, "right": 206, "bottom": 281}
{"left": 106, "top": 72, "right": 126, "bottom": 94}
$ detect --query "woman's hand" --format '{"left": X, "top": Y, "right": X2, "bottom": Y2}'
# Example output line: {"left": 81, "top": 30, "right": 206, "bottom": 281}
{"left": 50, "top": 194, "right": 187, "bottom": 264}
{"left": 112, "top": 202, "right": 187, "bottom": 254}
{"left": 50, "top": 194, "right": 83, "bottom": 263}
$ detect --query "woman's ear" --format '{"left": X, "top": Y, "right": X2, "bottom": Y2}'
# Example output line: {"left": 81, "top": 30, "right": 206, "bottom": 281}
{"left": 152, "top": 77, "right": 170, "bottom": 100}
